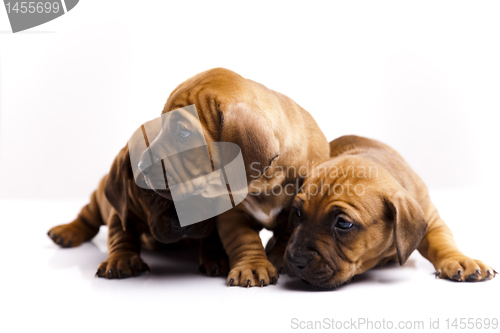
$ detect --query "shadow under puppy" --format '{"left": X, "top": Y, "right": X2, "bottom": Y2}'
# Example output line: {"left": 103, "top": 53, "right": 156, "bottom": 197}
{"left": 283, "top": 135, "right": 497, "bottom": 288}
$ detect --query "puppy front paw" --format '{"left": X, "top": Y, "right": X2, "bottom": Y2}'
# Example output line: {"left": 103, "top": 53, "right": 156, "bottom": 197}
{"left": 434, "top": 256, "right": 497, "bottom": 282}
{"left": 227, "top": 259, "right": 278, "bottom": 288}
{"left": 95, "top": 251, "right": 149, "bottom": 279}
{"left": 48, "top": 223, "right": 85, "bottom": 248}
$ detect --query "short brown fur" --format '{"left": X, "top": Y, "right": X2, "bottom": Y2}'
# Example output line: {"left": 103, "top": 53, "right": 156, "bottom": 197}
{"left": 284, "top": 135, "right": 496, "bottom": 288}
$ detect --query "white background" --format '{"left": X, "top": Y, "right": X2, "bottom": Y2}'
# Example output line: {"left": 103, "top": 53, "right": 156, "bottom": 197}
{"left": 0, "top": 1, "right": 499, "bottom": 332}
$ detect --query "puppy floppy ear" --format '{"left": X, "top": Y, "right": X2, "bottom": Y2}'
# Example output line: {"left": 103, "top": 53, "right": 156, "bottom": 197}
{"left": 385, "top": 190, "right": 427, "bottom": 265}
{"left": 104, "top": 145, "right": 134, "bottom": 231}
{"left": 220, "top": 103, "right": 280, "bottom": 181}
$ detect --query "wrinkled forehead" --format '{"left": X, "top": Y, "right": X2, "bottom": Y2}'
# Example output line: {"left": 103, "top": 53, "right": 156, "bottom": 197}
{"left": 296, "top": 190, "right": 387, "bottom": 227}
{"left": 296, "top": 160, "right": 389, "bottom": 221}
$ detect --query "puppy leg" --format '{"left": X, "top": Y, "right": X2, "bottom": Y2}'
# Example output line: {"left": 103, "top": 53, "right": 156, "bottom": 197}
{"left": 48, "top": 191, "right": 103, "bottom": 248}
{"left": 265, "top": 210, "right": 292, "bottom": 274}
{"left": 418, "top": 210, "right": 496, "bottom": 282}
{"left": 217, "top": 210, "right": 278, "bottom": 287}
{"left": 95, "top": 214, "right": 149, "bottom": 279}
{"left": 266, "top": 234, "right": 290, "bottom": 275}
{"left": 199, "top": 228, "right": 229, "bottom": 277}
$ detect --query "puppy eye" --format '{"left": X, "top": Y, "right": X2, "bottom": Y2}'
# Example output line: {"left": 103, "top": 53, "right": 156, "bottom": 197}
{"left": 177, "top": 123, "right": 191, "bottom": 138}
{"left": 295, "top": 208, "right": 301, "bottom": 217}
{"left": 335, "top": 216, "right": 353, "bottom": 230}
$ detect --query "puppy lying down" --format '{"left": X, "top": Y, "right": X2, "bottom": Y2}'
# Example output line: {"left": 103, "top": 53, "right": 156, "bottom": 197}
{"left": 283, "top": 135, "right": 496, "bottom": 288}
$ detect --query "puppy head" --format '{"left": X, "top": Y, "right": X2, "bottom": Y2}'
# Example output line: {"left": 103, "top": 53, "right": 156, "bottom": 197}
{"left": 138, "top": 68, "right": 280, "bottom": 199}
{"left": 283, "top": 156, "right": 427, "bottom": 288}
{"left": 138, "top": 106, "right": 211, "bottom": 200}
{"left": 131, "top": 68, "right": 279, "bottom": 237}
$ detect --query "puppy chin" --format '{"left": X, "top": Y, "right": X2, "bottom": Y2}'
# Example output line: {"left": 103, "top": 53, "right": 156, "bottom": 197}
{"left": 298, "top": 265, "right": 335, "bottom": 288}
{"left": 300, "top": 269, "right": 352, "bottom": 289}
{"left": 284, "top": 256, "right": 352, "bottom": 289}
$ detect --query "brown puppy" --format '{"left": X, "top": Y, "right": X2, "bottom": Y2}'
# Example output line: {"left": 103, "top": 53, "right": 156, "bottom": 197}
{"left": 284, "top": 135, "right": 496, "bottom": 288}
{"left": 145, "top": 68, "right": 330, "bottom": 287}
{"left": 48, "top": 68, "right": 330, "bottom": 284}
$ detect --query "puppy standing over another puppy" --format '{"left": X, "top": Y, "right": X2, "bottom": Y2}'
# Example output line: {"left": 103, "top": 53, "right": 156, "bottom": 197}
{"left": 283, "top": 135, "right": 497, "bottom": 288}
{"left": 145, "top": 68, "right": 330, "bottom": 287}
{"left": 48, "top": 68, "right": 331, "bottom": 285}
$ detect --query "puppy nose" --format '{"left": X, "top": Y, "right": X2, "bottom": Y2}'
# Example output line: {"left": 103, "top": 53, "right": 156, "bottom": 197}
{"left": 287, "top": 250, "right": 316, "bottom": 272}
